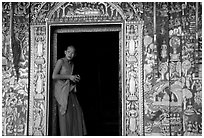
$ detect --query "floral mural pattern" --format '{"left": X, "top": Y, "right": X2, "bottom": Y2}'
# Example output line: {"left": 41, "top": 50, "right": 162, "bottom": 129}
{"left": 2, "top": 2, "right": 29, "bottom": 136}
{"left": 2, "top": 2, "right": 202, "bottom": 136}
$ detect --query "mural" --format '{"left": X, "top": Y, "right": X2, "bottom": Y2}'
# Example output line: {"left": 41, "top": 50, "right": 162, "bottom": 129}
{"left": 143, "top": 2, "right": 202, "bottom": 136}
{"left": 2, "top": 2, "right": 29, "bottom": 136}
{"left": 2, "top": 2, "right": 202, "bottom": 136}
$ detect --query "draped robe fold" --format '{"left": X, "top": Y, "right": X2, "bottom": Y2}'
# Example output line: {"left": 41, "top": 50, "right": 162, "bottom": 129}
{"left": 53, "top": 58, "right": 86, "bottom": 135}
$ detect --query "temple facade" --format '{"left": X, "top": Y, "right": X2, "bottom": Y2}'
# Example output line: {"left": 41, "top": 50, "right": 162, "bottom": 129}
{"left": 2, "top": 2, "right": 202, "bottom": 136}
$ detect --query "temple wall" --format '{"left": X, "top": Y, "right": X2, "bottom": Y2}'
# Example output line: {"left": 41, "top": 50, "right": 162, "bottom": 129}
{"left": 2, "top": 2, "right": 202, "bottom": 136}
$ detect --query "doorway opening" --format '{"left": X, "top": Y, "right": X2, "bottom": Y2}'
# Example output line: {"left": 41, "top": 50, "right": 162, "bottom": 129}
{"left": 49, "top": 26, "right": 121, "bottom": 136}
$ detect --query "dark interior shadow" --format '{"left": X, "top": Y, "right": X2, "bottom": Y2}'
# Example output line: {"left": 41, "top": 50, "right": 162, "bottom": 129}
{"left": 49, "top": 29, "right": 120, "bottom": 136}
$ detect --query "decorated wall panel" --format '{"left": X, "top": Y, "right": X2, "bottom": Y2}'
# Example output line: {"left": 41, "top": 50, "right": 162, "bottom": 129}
{"left": 2, "top": 2, "right": 29, "bottom": 136}
{"left": 125, "top": 21, "right": 144, "bottom": 135}
{"left": 2, "top": 2, "right": 202, "bottom": 136}
{"left": 29, "top": 25, "right": 47, "bottom": 135}
{"left": 143, "top": 2, "right": 202, "bottom": 136}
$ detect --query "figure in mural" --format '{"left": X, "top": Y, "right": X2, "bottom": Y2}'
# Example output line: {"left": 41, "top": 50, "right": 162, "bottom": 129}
{"left": 2, "top": 2, "right": 202, "bottom": 136}
{"left": 52, "top": 45, "right": 86, "bottom": 136}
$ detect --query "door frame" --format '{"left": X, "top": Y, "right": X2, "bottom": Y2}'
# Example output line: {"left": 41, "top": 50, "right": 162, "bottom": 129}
{"left": 48, "top": 22, "right": 123, "bottom": 135}
{"left": 29, "top": 2, "right": 144, "bottom": 136}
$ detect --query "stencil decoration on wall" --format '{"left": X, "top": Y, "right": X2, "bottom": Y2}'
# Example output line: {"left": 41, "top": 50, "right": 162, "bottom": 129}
{"left": 3, "top": 2, "right": 201, "bottom": 136}
{"left": 30, "top": 2, "right": 145, "bottom": 24}
{"left": 2, "top": 2, "right": 29, "bottom": 136}
{"left": 125, "top": 21, "right": 143, "bottom": 135}
{"left": 29, "top": 26, "right": 47, "bottom": 136}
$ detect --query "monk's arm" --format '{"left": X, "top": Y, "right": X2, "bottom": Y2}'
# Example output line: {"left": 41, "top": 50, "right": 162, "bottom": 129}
{"left": 52, "top": 59, "right": 71, "bottom": 80}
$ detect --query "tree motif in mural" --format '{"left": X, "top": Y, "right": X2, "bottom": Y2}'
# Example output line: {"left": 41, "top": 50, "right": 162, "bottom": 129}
{"left": 2, "top": 2, "right": 29, "bottom": 136}
{"left": 2, "top": 2, "right": 202, "bottom": 136}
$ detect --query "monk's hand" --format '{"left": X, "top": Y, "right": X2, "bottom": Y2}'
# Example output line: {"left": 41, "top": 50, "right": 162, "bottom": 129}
{"left": 69, "top": 75, "right": 80, "bottom": 82}
{"left": 75, "top": 75, "right": 80, "bottom": 82}
{"left": 69, "top": 75, "right": 77, "bottom": 82}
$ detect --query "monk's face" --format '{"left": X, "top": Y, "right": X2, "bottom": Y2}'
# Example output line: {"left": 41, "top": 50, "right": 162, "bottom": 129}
{"left": 65, "top": 46, "right": 75, "bottom": 61}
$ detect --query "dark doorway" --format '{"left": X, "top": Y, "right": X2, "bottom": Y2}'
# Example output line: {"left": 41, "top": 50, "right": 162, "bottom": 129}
{"left": 49, "top": 28, "right": 120, "bottom": 136}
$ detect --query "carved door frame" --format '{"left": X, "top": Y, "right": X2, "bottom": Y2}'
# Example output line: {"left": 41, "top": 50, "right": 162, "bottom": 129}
{"left": 48, "top": 22, "right": 124, "bottom": 136}
{"left": 29, "top": 2, "right": 144, "bottom": 136}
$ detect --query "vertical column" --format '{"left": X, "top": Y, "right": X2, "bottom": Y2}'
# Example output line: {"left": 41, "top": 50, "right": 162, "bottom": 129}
{"left": 2, "top": 2, "right": 12, "bottom": 136}
{"left": 197, "top": 2, "right": 202, "bottom": 79}
{"left": 194, "top": 2, "right": 202, "bottom": 78}
{"left": 125, "top": 21, "right": 143, "bottom": 135}
{"left": 182, "top": 2, "right": 202, "bottom": 136}
{"left": 181, "top": 2, "right": 201, "bottom": 136}
{"left": 143, "top": 2, "right": 156, "bottom": 136}
{"left": 156, "top": 2, "right": 171, "bottom": 135}
{"left": 168, "top": 2, "right": 183, "bottom": 136}
{"left": 29, "top": 26, "right": 47, "bottom": 136}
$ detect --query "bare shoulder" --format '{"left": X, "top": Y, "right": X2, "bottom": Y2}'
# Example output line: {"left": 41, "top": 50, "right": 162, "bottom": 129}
{"left": 57, "top": 58, "right": 64, "bottom": 63}
{"left": 55, "top": 58, "right": 64, "bottom": 67}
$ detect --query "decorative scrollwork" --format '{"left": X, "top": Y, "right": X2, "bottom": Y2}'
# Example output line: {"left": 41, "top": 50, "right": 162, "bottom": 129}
{"left": 125, "top": 21, "right": 144, "bottom": 135}
{"left": 30, "top": 2, "right": 145, "bottom": 24}
{"left": 29, "top": 25, "right": 47, "bottom": 136}
{"left": 2, "top": 2, "right": 201, "bottom": 136}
